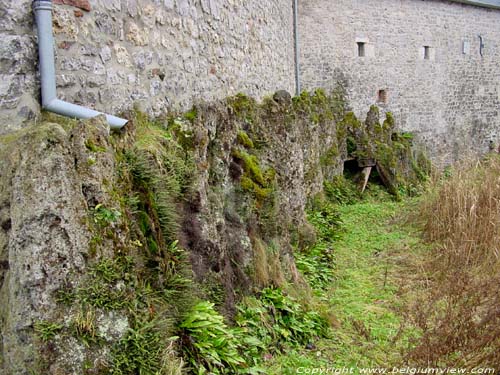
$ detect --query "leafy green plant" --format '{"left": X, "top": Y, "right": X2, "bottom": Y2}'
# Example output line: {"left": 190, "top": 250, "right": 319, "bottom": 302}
{"left": 110, "top": 318, "right": 174, "bottom": 375}
{"left": 260, "top": 288, "right": 328, "bottom": 344}
{"left": 180, "top": 301, "right": 246, "bottom": 374}
{"left": 154, "top": 240, "right": 193, "bottom": 293}
{"left": 235, "top": 287, "right": 329, "bottom": 365}
{"left": 295, "top": 242, "right": 335, "bottom": 290}
{"left": 92, "top": 204, "right": 122, "bottom": 226}
{"left": 34, "top": 321, "right": 63, "bottom": 342}
{"left": 79, "top": 282, "right": 129, "bottom": 310}
{"left": 65, "top": 257, "right": 134, "bottom": 310}
{"left": 125, "top": 119, "right": 194, "bottom": 245}
{"left": 323, "top": 176, "right": 361, "bottom": 205}
{"left": 90, "top": 256, "right": 133, "bottom": 283}
{"left": 55, "top": 284, "right": 76, "bottom": 305}
{"left": 306, "top": 202, "right": 343, "bottom": 241}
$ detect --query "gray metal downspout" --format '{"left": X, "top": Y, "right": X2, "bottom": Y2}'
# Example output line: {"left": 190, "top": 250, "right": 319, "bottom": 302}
{"left": 33, "top": 0, "right": 127, "bottom": 129}
{"left": 293, "top": 0, "right": 301, "bottom": 97}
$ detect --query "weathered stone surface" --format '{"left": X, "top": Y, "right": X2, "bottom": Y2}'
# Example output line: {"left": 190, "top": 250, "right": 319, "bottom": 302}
{"left": 163, "top": 0, "right": 174, "bottom": 11}
{"left": 0, "top": 116, "right": 118, "bottom": 374}
{"left": 0, "top": 91, "right": 426, "bottom": 373}
{"left": 273, "top": 90, "right": 292, "bottom": 106}
{"left": 299, "top": 0, "right": 500, "bottom": 165}
{"left": 125, "top": 21, "right": 149, "bottom": 46}
{"left": 99, "top": 45, "right": 112, "bottom": 63}
{"left": 0, "top": 0, "right": 294, "bottom": 134}
{"left": 0, "top": 124, "right": 85, "bottom": 373}
{"left": 53, "top": 0, "right": 91, "bottom": 12}
{"left": 52, "top": 7, "right": 79, "bottom": 38}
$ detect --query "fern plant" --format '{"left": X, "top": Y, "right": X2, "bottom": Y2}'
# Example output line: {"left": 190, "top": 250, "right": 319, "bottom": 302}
{"left": 180, "top": 301, "right": 246, "bottom": 374}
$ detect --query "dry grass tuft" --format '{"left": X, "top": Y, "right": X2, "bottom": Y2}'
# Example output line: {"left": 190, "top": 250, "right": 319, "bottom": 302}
{"left": 251, "top": 235, "right": 270, "bottom": 288}
{"left": 407, "top": 155, "right": 500, "bottom": 367}
{"left": 250, "top": 236, "right": 286, "bottom": 288}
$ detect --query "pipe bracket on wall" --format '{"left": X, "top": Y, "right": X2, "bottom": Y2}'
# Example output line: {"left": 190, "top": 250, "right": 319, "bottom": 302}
{"left": 33, "top": 0, "right": 127, "bottom": 129}
{"left": 478, "top": 35, "right": 485, "bottom": 57}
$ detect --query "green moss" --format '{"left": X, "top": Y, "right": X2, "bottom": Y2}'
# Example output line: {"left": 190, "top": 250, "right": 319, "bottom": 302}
{"left": 40, "top": 110, "right": 79, "bottom": 131}
{"left": 375, "top": 142, "right": 397, "bottom": 169}
{"left": 240, "top": 176, "right": 255, "bottom": 192}
{"left": 369, "top": 105, "right": 379, "bottom": 116}
{"left": 254, "top": 184, "right": 272, "bottom": 201}
{"left": 237, "top": 130, "right": 254, "bottom": 149}
{"left": 340, "top": 112, "right": 362, "bottom": 129}
{"left": 383, "top": 112, "right": 395, "bottom": 129}
{"left": 183, "top": 106, "right": 198, "bottom": 122}
{"left": 263, "top": 167, "right": 276, "bottom": 182}
{"left": 228, "top": 93, "right": 257, "bottom": 122}
{"left": 167, "top": 116, "right": 196, "bottom": 151}
{"left": 320, "top": 144, "right": 340, "bottom": 167}
{"left": 291, "top": 89, "right": 341, "bottom": 125}
{"left": 232, "top": 149, "right": 265, "bottom": 186}
{"left": 240, "top": 174, "right": 272, "bottom": 201}
{"left": 85, "top": 139, "right": 106, "bottom": 153}
{"left": 346, "top": 136, "right": 357, "bottom": 155}
{"left": 336, "top": 108, "right": 429, "bottom": 198}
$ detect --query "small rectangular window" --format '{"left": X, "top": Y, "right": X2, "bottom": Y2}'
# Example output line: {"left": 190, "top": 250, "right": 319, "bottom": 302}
{"left": 462, "top": 41, "right": 470, "bottom": 55}
{"left": 377, "top": 89, "right": 388, "bottom": 104}
{"left": 424, "top": 46, "right": 430, "bottom": 60}
{"left": 357, "top": 42, "right": 366, "bottom": 57}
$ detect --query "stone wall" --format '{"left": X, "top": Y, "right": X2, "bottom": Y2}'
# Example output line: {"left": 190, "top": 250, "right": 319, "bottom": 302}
{"left": 0, "top": 89, "right": 426, "bottom": 374}
{"left": 0, "top": 0, "right": 295, "bottom": 133}
{"left": 299, "top": 0, "right": 500, "bottom": 165}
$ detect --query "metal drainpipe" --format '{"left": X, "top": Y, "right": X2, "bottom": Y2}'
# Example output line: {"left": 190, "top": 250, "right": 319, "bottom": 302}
{"left": 293, "top": 0, "right": 301, "bottom": 96}
{"left": 33, "top": 0, "right": 127, "bottom": 129}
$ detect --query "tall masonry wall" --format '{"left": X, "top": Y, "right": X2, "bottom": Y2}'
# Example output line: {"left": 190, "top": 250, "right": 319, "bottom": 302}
{"left": 299, "top": 0, "right": 500, "bottom": 165}
{"left": 0, "top": 0, "right": 295, "bottom": 133}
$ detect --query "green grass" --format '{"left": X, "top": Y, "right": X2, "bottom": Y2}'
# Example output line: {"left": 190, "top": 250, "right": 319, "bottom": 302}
{"left": 326, "top": 202, "right": 420, "bottom": 368}
{"left": 264, "top": 197, "right": 424, "bottom": 373}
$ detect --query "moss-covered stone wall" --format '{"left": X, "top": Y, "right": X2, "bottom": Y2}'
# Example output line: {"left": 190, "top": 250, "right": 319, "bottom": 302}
{"left": 0, "top": 89, "right": 427, "bottom": 374}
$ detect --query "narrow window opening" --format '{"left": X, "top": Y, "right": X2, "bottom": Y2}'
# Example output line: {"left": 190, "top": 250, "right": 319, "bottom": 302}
{"left": 357, "top": 42, "right": 366, "bottom": 57}
{"left": 424, "top": 46, "right": 430, "bottom": 60}
{"left": 377, "top": 89, "right": 388, "bottom": 104}
{"left": 462, "top": 41, "right": 470, "bottom": 55}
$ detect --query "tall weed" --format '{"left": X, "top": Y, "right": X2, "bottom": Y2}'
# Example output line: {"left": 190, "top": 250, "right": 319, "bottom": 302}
{"left": 408, "top": 155, "right": 500, "bottom": 367}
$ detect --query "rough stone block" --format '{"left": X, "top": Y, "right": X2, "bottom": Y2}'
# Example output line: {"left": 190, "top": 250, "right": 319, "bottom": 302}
{"left": 53, "top": 0, "right": 91, "bottom": 12}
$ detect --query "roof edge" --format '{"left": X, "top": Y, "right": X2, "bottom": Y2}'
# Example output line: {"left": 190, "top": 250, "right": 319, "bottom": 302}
{"left": 449, "top": 0, "right": 500, "bottom": 10}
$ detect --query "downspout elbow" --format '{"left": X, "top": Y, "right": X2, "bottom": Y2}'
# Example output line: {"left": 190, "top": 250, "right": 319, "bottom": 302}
{"left": 43, "top": 99, "right": 128, "bottom": 129}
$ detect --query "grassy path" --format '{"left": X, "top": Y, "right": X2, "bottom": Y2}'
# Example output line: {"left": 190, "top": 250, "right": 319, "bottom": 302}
{"left": 267, "top": 199, "right": 424, "bottom": 374}
{"left": 325, "top": 201, "right": 421, "bottom": 368}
